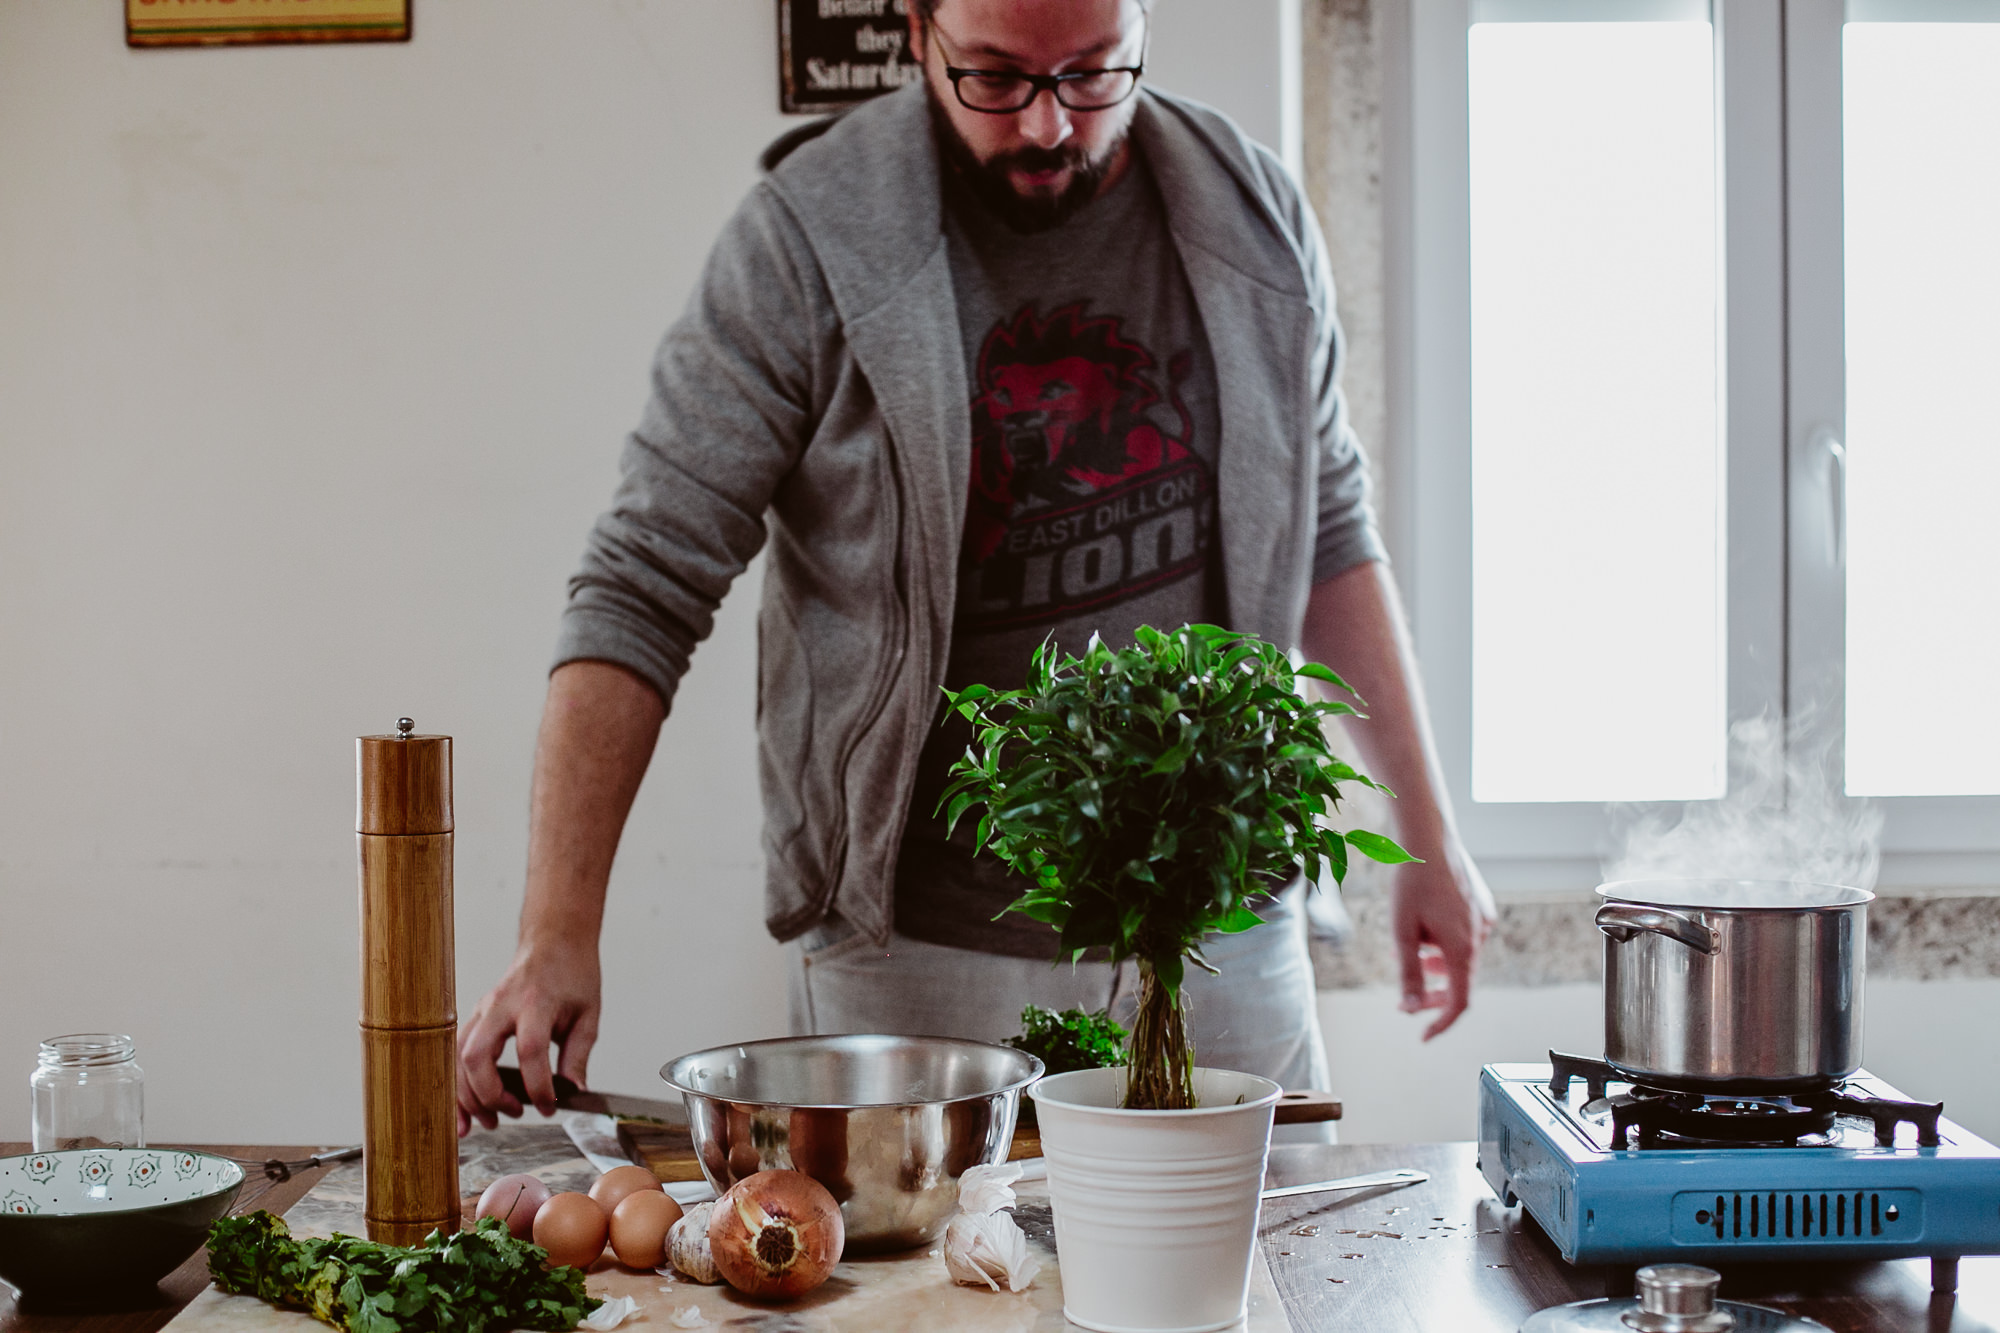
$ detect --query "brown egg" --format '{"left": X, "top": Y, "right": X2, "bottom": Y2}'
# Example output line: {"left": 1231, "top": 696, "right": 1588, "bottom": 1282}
{"left": 533, "top": 1191, "right": 608, "bottom": 1271}
{"left": 609, "top": 1188, "right": 683, "bottom": 1269}
{"left": 475, "top": 1172, "right": 551, "bottom": 1241}
{"left": 588, "top": 1163, "right": 664, "bottom": 1216}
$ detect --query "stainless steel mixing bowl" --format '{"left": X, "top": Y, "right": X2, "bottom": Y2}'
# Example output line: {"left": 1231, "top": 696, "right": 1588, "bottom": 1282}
{"left": 660, "top": 1034, "right": 1043, "bottom": 1252}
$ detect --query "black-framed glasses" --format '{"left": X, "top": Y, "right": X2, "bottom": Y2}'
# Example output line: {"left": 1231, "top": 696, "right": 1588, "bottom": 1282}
{"left": 930, "top": 20, "right": 1147, "bottom": 114}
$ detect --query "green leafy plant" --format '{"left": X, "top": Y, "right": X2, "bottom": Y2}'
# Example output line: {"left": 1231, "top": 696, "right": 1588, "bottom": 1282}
{"left": 1006, "top": 1004, "right": 1129, "bottom": 1126}
{"left": 942, "top": 624, "right": 1414, "bottom": 1111}
{"left": 206, "top": 1211, "right": 599, "bottom": 1333}
{"left": 1007, "top": 1004, "right": 1128, "bottom": 1078}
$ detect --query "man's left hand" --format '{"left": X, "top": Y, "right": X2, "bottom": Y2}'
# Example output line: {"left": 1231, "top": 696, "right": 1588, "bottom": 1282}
{"left": 1389, "top": 838, "right": 1495, "bottom": 1040}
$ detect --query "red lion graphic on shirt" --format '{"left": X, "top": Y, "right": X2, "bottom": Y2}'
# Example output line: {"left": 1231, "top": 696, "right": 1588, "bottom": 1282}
{"left": 964, "top": 302, "right": 1196, "bottom": 565}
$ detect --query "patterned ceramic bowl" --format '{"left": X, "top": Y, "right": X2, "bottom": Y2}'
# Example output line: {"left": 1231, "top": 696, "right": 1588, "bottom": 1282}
{"left": 0, "top": 1148, "right": 244, "bottom": 1307}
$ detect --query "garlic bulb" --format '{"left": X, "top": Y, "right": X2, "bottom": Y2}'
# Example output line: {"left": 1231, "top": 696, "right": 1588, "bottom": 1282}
{"left": 668, "top": 1201, "right": 722, "bottom": 1284}
{"left": 942, "top": 1208, "right": 1040, "bottom": 1292}
{"left": 941, "top": 1161, "right": 1039, "bottom": 1292}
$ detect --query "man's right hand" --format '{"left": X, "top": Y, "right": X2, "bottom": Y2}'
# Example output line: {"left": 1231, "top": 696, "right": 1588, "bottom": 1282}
{"left": 456, "top": 660, "right": 666, "bottom": 1136}
{"left": 456, "top": 937, "right": 603, "bottom": 1134}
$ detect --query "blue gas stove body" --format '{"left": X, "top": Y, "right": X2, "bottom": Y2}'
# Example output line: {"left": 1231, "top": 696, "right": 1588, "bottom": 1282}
{"left": 1478, "top": 1062, "right": 2000, "bottom": 1268}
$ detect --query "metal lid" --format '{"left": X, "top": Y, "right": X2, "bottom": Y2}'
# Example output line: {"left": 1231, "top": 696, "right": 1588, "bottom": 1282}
{"left": 1522, "top": 1297, "right": 1832, "bottom": 1333}
{"left": 1597, "top": 878, "right": 1872, "bottom": 910}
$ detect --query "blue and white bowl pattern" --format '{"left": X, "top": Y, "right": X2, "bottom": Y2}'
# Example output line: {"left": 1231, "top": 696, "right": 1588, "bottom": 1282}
{"left": 0, "top": 1148, "right": 243, "bottom": 1215}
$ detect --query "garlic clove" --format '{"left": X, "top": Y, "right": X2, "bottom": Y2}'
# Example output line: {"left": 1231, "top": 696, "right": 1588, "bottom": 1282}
{"left": 955, "top": 1161, "right": 1024, "bottom": 1216}
{"left": 578, "top": 1296, "right": 640, "bottom": 1330}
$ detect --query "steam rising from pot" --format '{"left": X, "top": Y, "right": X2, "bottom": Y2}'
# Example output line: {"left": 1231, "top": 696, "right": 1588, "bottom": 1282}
{"left": 1602, "top": 713, "right": 1883, "bottom": 891}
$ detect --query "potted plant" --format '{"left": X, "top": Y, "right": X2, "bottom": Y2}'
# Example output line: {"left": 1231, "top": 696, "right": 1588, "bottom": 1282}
{"left": 941, "top": 624, "right": 1411, "bottom": 1333}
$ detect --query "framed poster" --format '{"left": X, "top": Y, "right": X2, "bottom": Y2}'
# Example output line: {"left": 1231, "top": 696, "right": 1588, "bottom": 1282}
{"left": 127, "top": 0, "right": 411, "bottom": 49}
{"left": 779, "top": 0, "right": 920, "bottom": 115}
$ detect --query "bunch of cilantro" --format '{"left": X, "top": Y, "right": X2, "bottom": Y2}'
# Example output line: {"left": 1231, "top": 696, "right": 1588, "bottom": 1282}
{"left": 207, "top": 1211, "right": 600, "bottom": 1333}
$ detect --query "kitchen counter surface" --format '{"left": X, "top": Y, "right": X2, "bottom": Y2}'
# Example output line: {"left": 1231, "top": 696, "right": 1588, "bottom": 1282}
{"left": 5, "top": 1135, "right": 1994, "bottom": 1331}
{"left": 1262, "top": 1141, "right": 2000, "bottom": 1332}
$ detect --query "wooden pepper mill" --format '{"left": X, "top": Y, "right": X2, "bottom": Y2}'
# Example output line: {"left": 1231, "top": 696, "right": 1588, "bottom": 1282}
{"left": 356, "top": 717, "right": 459, "bottom": 1243}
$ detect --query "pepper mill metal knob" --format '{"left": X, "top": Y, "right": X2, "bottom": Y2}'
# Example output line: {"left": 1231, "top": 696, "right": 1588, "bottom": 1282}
{"left": 1623, "top": 1266, "right": 1735, "bottom": 1333}
{"left": 397, "top": 717, "right": 415, "bottom": 738}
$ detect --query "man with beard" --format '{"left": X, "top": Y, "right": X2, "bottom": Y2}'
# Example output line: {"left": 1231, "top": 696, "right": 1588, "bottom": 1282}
{"left": 458, "top": 0, "right": 1495, "bottom": 1133}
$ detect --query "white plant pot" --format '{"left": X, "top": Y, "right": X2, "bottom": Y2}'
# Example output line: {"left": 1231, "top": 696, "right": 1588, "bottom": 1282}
{"left": 1030, "top": 1066, "right": 1281, "bottom": 1333}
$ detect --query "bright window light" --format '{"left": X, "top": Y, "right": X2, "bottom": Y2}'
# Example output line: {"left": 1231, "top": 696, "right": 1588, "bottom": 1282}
{"left": 1467, "top": 18, "right": 1725, "bottom": 803}
{"left": 1842, "top": 22, "right": 2000, "bottom": 797}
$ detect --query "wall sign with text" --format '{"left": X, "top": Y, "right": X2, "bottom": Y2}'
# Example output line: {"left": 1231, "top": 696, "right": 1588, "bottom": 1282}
{"left": 127, "top": 0, "right": 411, "bottom": 49}
{"left": 779, "top": 0, "right": 919, "bottom": 115}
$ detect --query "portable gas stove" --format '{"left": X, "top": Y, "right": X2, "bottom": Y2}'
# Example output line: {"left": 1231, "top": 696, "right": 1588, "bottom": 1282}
{"left": 1479, "top": 1053, "right": 2000, "bottom": 1293}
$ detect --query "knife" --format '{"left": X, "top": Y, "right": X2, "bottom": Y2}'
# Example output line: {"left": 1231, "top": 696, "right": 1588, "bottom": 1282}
{"left": 1261, "top": 1167, "right": 1429, "bottom": 1200}
{"left": 495, "top": 1066, "right": 687, "bottom": 1124}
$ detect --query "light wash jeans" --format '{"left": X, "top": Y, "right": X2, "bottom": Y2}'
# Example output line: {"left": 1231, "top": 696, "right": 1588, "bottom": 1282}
{"left": 787, "top": 887, "right": 1336, "bottom": 1142}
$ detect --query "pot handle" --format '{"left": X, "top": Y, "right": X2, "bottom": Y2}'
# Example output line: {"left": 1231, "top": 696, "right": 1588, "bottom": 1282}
{"left": 1595, "top": 902, "right": 1719, "bottom": 955}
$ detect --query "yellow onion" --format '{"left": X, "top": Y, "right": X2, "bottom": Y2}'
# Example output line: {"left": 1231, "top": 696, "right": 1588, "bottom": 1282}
{"left": 707, "top": 1169, "right": 844, "bottom": 1300}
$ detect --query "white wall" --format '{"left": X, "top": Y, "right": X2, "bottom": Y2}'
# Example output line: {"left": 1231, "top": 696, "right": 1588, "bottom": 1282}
{"left": 1149, "top": 0, "right": 1301, "bottom": 172}
{"left": 0, "top": 0, "right": 797, "bottom": 1145}
{"left": 0, "top": 0, "right": 1297, "bottom": 1145}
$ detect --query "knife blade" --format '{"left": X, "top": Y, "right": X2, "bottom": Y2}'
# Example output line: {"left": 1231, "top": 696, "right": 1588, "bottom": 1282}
{"left": 495, "top": 1065, "right": 687, "bottom": 1124}
{"left": 1260, "top": 1167, "right": 1429, "bottom": 1200}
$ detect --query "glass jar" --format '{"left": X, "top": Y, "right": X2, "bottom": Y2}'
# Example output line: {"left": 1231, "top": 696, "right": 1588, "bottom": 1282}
{"left": 31, "top": 1033, "right": 144, "bottom": 1151}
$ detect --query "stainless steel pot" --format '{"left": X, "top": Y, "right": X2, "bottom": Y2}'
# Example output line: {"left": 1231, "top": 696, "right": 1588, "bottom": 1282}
{"left": 1595, "top": 879, "right": 1873, "bottom": 1093}
{"left": 660, "top": 1033, "right": 1042, "bottom": 1252}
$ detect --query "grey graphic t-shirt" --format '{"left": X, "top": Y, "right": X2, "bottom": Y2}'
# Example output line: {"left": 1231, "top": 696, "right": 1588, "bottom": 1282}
{"left": 896, "top": 148, "right": 1224, "bottom": 958}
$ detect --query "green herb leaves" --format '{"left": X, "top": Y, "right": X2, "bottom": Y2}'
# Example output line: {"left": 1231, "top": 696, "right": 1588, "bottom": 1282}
{"left": 206, "top": 1212, "right": 600, "bottom": 1333}
{"left": 940, "top": 624, "right": 1415, "bottom": 984}
{"left": 1005, "top": 1004, "right": 1129, "bottom": 1077}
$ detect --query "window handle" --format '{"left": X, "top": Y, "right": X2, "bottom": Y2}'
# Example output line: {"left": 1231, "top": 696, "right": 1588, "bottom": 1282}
{"left": 1811, "top": 425, "right": 1846, "bottom": 567}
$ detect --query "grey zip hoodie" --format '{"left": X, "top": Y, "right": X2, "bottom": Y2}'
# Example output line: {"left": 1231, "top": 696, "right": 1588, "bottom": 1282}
{"left": 552, "top": 82, "right": 1383, "bottom": 947}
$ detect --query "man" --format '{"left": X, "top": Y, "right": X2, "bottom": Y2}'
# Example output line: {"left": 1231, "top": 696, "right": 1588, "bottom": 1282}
{"left": 457, "top": 0, "right": 1493, "bottom": 1132}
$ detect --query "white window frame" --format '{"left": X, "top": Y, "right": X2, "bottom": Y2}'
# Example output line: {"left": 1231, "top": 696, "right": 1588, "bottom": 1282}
{"left": 1386, "top": 0, "right": 2000, "bottom": 895}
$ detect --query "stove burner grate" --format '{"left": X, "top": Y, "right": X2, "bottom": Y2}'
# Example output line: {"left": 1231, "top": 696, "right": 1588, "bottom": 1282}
{"left": 1609, "top": 1088, "right": 1836, "bottom": 1148}
{"left": 1546, "top": 1052, "right": 1944, "bottom": 1150}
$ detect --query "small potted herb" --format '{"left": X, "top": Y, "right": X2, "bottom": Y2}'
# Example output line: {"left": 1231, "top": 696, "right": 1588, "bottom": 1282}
{"left": 942, "top": 624, "right": 1410, "bottom": 1332}
{"left": 1006, "top": 1005, "right": 1128, "bottom": 1079}
{"left": 1005, "top": 1005, "right": 1127, "bottom": 1128}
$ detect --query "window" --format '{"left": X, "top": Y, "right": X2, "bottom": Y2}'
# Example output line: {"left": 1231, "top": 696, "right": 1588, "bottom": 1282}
{"left": 1395, "top": 0, "right": 2000, "bottom": 890}
{"left": 1839, "top": 8, "right": 2000, "bottom": 797}
{"left": 1466, "top": 4, "right": 1724, "bottom": 804}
